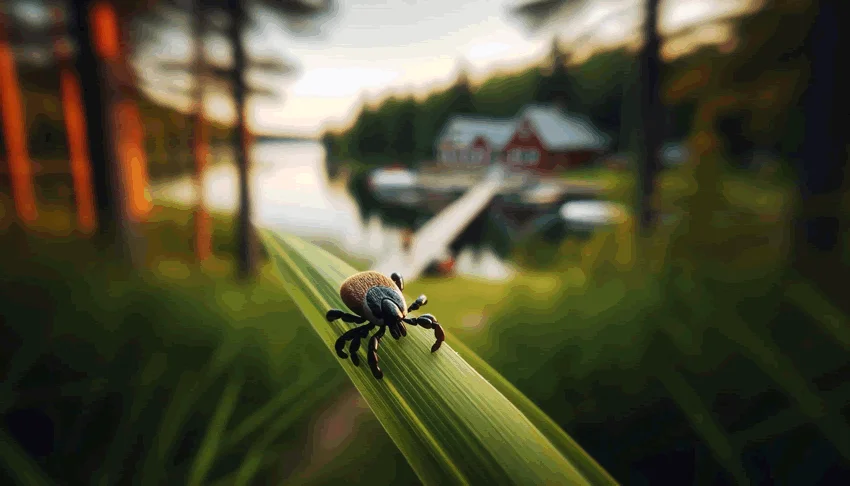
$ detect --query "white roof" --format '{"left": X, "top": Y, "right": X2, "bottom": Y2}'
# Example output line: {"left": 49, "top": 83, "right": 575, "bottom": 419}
{"left": 518, "top": 105, "right": 610, "bottom": 151}
{"left": 436, "top": 115, "right": 516, "bottom": 151}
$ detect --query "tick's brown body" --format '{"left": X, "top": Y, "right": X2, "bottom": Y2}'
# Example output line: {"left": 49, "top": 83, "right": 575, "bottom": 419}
{"left": 326, "top": 271, "right": 444, "bottom": 380}
{"left": 339, "top": 271, "right": 403, "bottom": 320}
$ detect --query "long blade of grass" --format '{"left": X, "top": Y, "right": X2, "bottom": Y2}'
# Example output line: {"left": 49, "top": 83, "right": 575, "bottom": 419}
{"left": 231, "top": 374, "right": 345, "bottom": 486}
{"left": 186, "top": 371, "right": 244, "bottom": 486}
{"left": 0, "top": 428, "right": 56, "bottom": 486}
{"left": 785, "top": 277, "right": 850, "bottom": 349}
{"left": 656, "top": 368, "right": 749, "bottom": 485}
{"left": 95, "top": 352, "right": 169, "bottom": 486}
{"left": 446, "top": 336, "right": 618, "bottom": 486}
{"left": 208, "top": 452, "right": 276, "bottom": 486}
{"left": 260, "top": 229, "right": 615, "bottom": 486}
{"left": 139, "top": 332, "right": 247, "bottom": 485}
{"left": 224, "top": 364, "right": 338, "bottom": 450}
{"left": 0, "top": 331, "right": 47, "bottom": 413}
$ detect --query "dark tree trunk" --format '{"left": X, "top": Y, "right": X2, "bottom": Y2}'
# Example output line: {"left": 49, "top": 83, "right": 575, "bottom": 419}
{"left": 190, "top": 0, "right": 212, "bottom": 262}
{"left": 49, "top": 4, "right": 96, "bottom": 234}
{"left": 227, "top": 0, "right": 256, "bottom": 279}
{"left": 636, "top": 0, "right": 663, "bottom": 236}
{"left": 792, "top": 0, "right": 848, "bottom": 292}
{"left": 67, "top": 0, "right": 140, "bottom": 265}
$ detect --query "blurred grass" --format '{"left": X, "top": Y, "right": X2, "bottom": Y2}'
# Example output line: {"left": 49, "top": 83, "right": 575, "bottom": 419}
{"left": 261, "top": 230, "right": 616, "bottom": 485}
{"left": 0, "top": 208, "right": 347, "bottom": 484}
{"left": 3, "top": 146, "right": 846, "bottom": 484}
{"left": 446, "top": 158, "right": 850, "bottom": 482}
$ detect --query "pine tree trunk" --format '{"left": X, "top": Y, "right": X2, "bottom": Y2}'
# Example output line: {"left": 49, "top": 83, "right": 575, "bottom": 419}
{"left": 68, "top": 0, "right": 145, "bottom": 266}
{"left": 190, "top": 0, "right": 211, "bottom": 262}
{"left": 635, "top": 0, "right": 663, "bottom": 237}
{"left": 227, "top": 0, "right": 256, "bottom": 279}
{"left": 792, "top": 0, "right": 848, "bottom": 298}
{"left": 50, "top": 5, "right": 96, "bottom": 234}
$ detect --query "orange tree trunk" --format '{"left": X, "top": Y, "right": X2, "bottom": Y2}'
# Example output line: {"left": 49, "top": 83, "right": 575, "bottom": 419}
{"left": 0, "top": 11, "right": 38, "bottom": 225}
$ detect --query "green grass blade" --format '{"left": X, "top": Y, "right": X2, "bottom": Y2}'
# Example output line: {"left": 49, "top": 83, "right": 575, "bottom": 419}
{"left": 0, "top": 428, "right": 56, "bottom": 486}
{"left": 785, "top": 277, "right": 850, "bottom": 349}
{"left": 231, "top": 375, "right": 345, "bottom": 486}
{"left": 0, "top": 334, "right": 46, "bottom": 413}
{"left": 657, "top": 369, "right": 749, "bottom": 485}
{"left": 187, "top": 372, "right": 244, "bottom": 486}
{"left": 139, "top": 370, "right": 203, "bottom": 486}
{"left": 260, "top": 229, "right": 613, "bottom": 486}
{"left": 139, "top": 334, "right": 247, "bottom": 485}
{"left": 447, "top": 336, "right": 618, "bottom": 486}
{"left": 95, "top": 352, "right": 169, "bottom": 486}
{"left": 207, "top": 452, "right": 277, "bottom": 486}
{"left": 224, "top": 364, "right": 336, "bottom": 450}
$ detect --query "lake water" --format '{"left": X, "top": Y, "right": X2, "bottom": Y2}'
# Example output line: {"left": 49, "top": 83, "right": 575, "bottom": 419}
{"left": 151, "top": 140, "right": 516, "bottom": 281}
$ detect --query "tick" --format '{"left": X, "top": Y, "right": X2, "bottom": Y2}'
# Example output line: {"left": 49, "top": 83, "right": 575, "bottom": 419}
{"left": 325, "top": 271, "right": 445, "bottom": 380}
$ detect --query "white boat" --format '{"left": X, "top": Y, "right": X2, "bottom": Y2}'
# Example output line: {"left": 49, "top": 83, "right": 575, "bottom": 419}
{"left": 368, "top": 167, "right": 422, "bottom": 206}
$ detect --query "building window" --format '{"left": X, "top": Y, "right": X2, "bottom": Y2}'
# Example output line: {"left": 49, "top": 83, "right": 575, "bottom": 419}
{"left": 511, "top": 148, "right": 539, "bottom": 165}
{"left": 508, "top": 149, "right": 521, "bottom": 164}
{"left": 471, "top": 149, "right": 484, "bottom": 164}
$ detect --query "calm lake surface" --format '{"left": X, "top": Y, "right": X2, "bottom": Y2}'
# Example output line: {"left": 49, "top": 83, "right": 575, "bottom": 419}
{"left": 152, "top": 140, "right": 515, "bottom": 280}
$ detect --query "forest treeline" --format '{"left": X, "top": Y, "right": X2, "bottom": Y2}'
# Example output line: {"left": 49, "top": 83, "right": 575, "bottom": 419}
{"left": 322, "top": 7, "right": 816, "bottom": 175}
{"left": 2, "top": 7, "right": 821, "bottom": 184}
{"left": 321, "top": 44, "right": 646, "bottom": 170}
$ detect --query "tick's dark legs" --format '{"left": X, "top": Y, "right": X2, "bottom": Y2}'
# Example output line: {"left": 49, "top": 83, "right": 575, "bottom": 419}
{"left": 404, "top": 313, "right": 445, "bottom": 353}
{"left": 328, "top": 309, "right": 372, "bottom": 365}
{"left": 407, "top": 294, "right": 427, "bottom": 313}
{"left": 335, "top": 323, "right": 388, "bottom": 379}
{"left": 334, "top": 323, "right": 375, "bottom": 365}
{"left": 326, "top": 309, "right": 367, "bottom": 324}
{"left": 391, "top": 272, "right": 404, "bottom": 291}
{"left": 367, "top": 326, "right": 387, "bottom": 379}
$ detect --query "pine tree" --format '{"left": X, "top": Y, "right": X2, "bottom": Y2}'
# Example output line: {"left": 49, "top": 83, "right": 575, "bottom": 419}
{"left": 535, "top": 37, "right": 572, "bottom": 110}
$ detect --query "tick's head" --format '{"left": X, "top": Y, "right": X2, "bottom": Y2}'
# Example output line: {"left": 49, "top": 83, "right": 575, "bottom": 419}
{"left": 365, "top": 285, "right": 407, "bottom": 324}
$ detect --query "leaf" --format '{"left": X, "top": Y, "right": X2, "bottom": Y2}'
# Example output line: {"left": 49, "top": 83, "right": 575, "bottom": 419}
{"left": 230, "top": 375, "right": 345, "bottom": 486}
{"left": 0, "top": 429, "right": 57, "bottom": 486}
{"left": 260, "top": 229, "right": 617, "bottom": 486}
{"left": 446, "top": 338, "right": 618, "bottom": 486}
{"left": 139, "top": 332, "right": 248, "bottom": 485}
{"left": 95, "top": 352, "right": 170, "bottom": 486}
{"left": 187, "top": 371, "right": 244, "bottom": 486}
{"left": 223, "top": 364, "right": 340, "bottom": 450}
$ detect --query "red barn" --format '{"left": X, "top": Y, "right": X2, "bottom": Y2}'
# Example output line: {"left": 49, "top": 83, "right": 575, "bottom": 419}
{"left": 503, "top": 105, "right": 610, "bottom": 174}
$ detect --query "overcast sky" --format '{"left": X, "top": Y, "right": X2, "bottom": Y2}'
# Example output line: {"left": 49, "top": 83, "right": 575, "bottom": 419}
{"left": 11, "top": 0, "right": 763, "bottom": 137}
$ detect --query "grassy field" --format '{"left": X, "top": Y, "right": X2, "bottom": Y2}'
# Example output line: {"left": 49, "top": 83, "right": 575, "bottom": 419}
{"left": 0, "top": 204, "right": 348, "bottom": 484}
{"left": 4, "top": 156, "right": 847, "bottom": 484}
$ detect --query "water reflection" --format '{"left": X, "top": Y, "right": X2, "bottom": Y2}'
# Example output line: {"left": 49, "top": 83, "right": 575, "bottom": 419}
{"left": 151, "top": 140, "right": 515, "bottom": 280}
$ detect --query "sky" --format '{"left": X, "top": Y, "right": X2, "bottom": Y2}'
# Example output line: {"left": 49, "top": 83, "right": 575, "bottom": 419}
{"left": 10, "top": 0, "right": 763, "bottom": 137}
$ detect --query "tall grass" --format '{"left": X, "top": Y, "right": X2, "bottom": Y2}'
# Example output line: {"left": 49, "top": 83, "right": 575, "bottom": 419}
{"left": 0, "top": 219, "right": 345, "bottom": 484}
